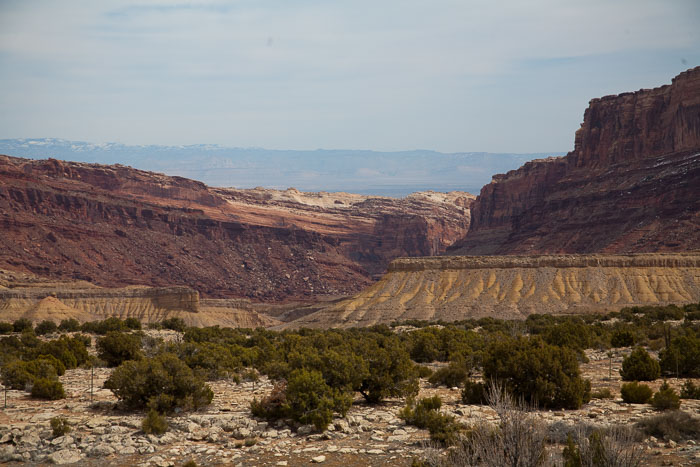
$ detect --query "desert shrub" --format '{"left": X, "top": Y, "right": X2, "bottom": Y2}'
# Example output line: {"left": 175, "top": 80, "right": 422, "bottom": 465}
{"left": 124, "top": 317, "right": 142, "bottom": 330}
{"left": 562, "top": 426, "right": 645, "bottom": 467}
{"left": 81, "top": 317, "right": 127, "bottom": 335}
{"left": 182, "top": 461, "right": 198, "bottom": 467}
{"left": 399, "top": 396, "right": 462, "bottom": 445}
{"left": 32, "top": 336, "right": 89, "bottom": 369}
{"left": 97, "top": 331, "right": 143, "bottom": 367}
{"left": 620, "top": 347, "right": 660, "bottom": 381}
{"left": 354, "top": 333, "right": 418, "bottom": 403}
{"left": 659, "top": 331, "right": 700, "bottom": 377}
{"left": 610, "top": 329, "right": 635, "bottom": 348}
{"left": 58, "top": 318, "right": 80, "bottom": 332}
{"left": 171, "top": 342, "right": 241, "bottom": 380}
{"left": 416, "top": 365, "right": 433, "bottom": 379}
{"left": 284, "top": 369, "right": 352, "bottom": 430}
{"left": 679, "top": 380, "right": 700, "bottom": 399}
{"left": 542, "top": 319, "right": 594, "bottom": 351}
{"left": 161, "top": 317, "right": 187, "bottom": 332}
{"left": 251, "top": 382, "right": 288, "bottom": 422}
{"left": 251, "top": 369, "right": 351, "bottom": 431}
{"left": 50, "top": 417, "right": 71, "bottom": 437}
{"left": 636, "top": 411, "right": 700, "bottom": 442}
{"left": 35, "top": 354, "right": 66, "bottom": 376}
{"left": 590, "top": 388, "right": 613, "bottom": 399}
{"left": 12, "top": 318, "right": 33, "bottom": 333}
{"left": 103, "top": 352, "right": 213, "bottom": 413}
{"left": 142, "top": 409, "right": 168, "bottom": 434}
{"left": 0, "top": 322, "right": 13, "bottom": 334}
{"left": 1, "top": 360, "right": 36, "bottom": 390}
{"left": 446, "top": 383, "right": 548, "bottom": 467}
{"left": 31, "top": 377, "right": 65, "bottom": 400}
{"left": 620, "top": 382, "right": 653, "bottom": 404}
{"left": 408, "top": 329, "right": 444, "bottom": 362}
{"left": 482, "top": 336, "right": 591, "bottom": 409}
{"left": 650, "top": 382, "right": 680, "bottom": 411}
{"left": 428, "top": 362, "right": 468, "bottom": 388}
{"left": 461, "top": 379, "right": 487, "bottom": 405}
{"left": 34, "top": 320, "right": 58, "bottom": 336}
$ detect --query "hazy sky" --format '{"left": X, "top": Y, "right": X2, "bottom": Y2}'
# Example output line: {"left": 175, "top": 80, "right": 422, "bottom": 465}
{"left": 1, "top": 0, "right": 698, "bottom": 153}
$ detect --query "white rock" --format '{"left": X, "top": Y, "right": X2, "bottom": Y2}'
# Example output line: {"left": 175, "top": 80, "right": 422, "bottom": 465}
{"left": 47, "top": 449, "right": 83, "bottom": 465}
{"left": 311, "top": 455, "right": 326, "bottom": 463}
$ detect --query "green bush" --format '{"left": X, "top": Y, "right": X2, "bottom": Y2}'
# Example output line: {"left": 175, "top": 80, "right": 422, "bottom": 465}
{"left": 50, "top": 417, "right": 71, "bottom": 437}
{"left": 650, "top": 382, "right": 680, "bottom": 411}
{"left": 636, "top": 411, "right": 700, "bottom": 442}
{"left": 0, "top": 322, "right": 13, "bottom": 335}
{"left": 590, "top": 388, "right": 613, "bottom": 399}
{"left": 482, "top": 336, "right": 591, "bottom": 409}
{"left": 620, "top": 382, "right": 653, "bottom": 404}
{"left": 680, "top": 380, "right": 700, "bottom": 399}
{"left": 428, "top": 362, "right": 467, "bottom": 388}
{"left": 97, "top": 331, "right": 143, "bottom": 367}
{"left": 284, "top": 369, "right": 352, "bottom": 430}
{"left": 620, "top": 347, "right": 660, "bottom": 381}
{"left": 31, "top": 378, "right": 65, "bottom": 400}
{"left": 251, "top": 370, "right": 352, "bottom": 431}
{"left": 659, "top": 332, "right": 700, "bottom": 377}
{"left": 610, "top": 329, "right": 635, "bottom": 348}
{"left": 12, "top": 318, "right": 33, "bottom": 333}
{"left": 461, "top": 379, "right": 487, "bottom": 405}
{"left": 416, "top": 365, "right": 433, "bottom": 379}
{"left": 58, "top": 318, "right": 81, "bottom": 332}
{"left": 124, "top": 317, "right": 142, "bottom": 330}
{"left": 399, "top": 396, "right": 462, "bottom": 445}
{"left": 142, "top": 409, "right": 168, "bottom": 435}
{"left": 104, "top": 352, "right": 213, "bottom": 413}
{"left": 1, "top": 360, "right": 36, "bottom": 390}
{"left": 35, "top": 320, "right": 58, "bottom": 336}
{"left": 355, "top": 334, "right": 418, "bottom": 403}
{"left": 161, "top": 317, "right": 187, "bottom": 332}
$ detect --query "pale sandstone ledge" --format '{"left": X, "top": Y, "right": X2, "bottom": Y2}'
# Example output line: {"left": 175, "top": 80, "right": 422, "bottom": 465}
{"left": 283, "top": 253, "right": 700, "bottom": 328}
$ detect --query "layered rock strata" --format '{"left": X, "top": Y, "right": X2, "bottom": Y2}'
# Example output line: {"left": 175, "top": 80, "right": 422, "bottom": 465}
{"left": 450, "top": 66, "right": 700, "bottom": 255}
{"left": 285, "top": 253, "right": 700, "bottom": 328}
{"left": 0, "top": 155, "right": 472, "bottom": 300}
{"left": 0, "top": 269, "right": 279, "bottom": 327}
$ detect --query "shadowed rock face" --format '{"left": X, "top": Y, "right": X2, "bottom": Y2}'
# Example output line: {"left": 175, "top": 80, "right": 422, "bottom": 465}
{"left": 0, "top": 156, "right": 472, "bottom": 301}
{"left": 449, "top": 67, "right": 700, "bottom": 255}
{"left": 283, "top": 253, "right": 700, "bottom": 328}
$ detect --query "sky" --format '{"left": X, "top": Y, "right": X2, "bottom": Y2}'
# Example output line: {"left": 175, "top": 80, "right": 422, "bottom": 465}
{"left": 0, "top": 0, "right": 698, "bottom": 153}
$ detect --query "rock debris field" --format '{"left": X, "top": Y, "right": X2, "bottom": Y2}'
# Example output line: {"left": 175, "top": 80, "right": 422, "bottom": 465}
{"left": 1, "top": 342, "right": 699, "bottom": 466}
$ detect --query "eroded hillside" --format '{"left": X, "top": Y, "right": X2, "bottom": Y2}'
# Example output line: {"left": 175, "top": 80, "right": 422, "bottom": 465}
{"left": 0, "top": 155, "right": 472, "bottom": 301}
{"left": 285, "top": 254, "right": 700, "bottom": 328}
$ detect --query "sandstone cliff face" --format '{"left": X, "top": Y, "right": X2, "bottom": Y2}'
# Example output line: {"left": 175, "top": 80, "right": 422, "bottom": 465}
{"left": 285, "top": 254, "right": 700, "bottom": 328}
{"left": 450, "top": 67, "right": 700, "bottom": 255}
{"left": 0, "top": 156, "right": 472, "bottom": 300}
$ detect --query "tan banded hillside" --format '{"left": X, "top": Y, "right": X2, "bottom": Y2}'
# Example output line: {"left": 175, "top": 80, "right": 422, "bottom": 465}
{"left": 284, "top": 253, "right": 700, "bottom": 328}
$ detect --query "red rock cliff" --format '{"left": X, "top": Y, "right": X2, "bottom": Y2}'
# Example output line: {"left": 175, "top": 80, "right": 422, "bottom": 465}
{"left": 449, "top": 67, "right": 700, "bottom": 255}
{"left": 0, "top": 156, "right": 472, "bottom": 300}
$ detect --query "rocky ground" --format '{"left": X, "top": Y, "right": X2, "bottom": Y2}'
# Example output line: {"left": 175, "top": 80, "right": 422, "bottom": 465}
{"left": 1, "top": 343, "right": 699, "bottom": 466}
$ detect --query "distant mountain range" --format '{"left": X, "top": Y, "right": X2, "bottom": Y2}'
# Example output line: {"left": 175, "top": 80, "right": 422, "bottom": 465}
{"left": 0, "top": 138, "right": 562, "bottom": 196}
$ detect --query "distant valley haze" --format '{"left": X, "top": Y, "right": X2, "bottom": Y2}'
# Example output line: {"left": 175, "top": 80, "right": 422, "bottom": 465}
{"left": 0, "top": 138, "right": 556, "bottom": 196}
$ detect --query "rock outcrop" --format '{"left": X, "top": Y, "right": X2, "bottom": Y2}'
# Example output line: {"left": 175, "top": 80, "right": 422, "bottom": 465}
{"left": 284, "top": 253, "right": 700, "bottom": 328}
{"left": 0, "top": 155, "right": 473, "bottom": 301}
{"left": 449, "top": 66, "right": 700, "bottom": 255}
{"left": 0, "top": 269, "right": 279, "bottom": 327}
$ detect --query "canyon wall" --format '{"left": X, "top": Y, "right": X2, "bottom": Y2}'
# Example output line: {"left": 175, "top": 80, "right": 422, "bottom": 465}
{"left": 285, "top": 254, "right": 700, "bottom": 328}
{"left": 449, "top": 67, "right": 700, "bottom": 255}
{"left": 0, "top": 156, "right": 472, "bottom": 301}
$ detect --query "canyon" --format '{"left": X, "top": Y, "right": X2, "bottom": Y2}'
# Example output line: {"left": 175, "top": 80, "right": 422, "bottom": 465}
{"left": 0, "top": 155, "right": 472, "bottom": 302}
{"left": 283, "top": 253, "right": 700, "bottom": 328}
{"left": 449, "top": 66, "right": 700, "bottom": 255}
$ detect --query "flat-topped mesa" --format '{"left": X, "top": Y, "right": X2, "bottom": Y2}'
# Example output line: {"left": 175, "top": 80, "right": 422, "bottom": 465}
{"left": 450, "top": 66, "right": 700, "bottom": 255}
{"left": 389, "top": 253, "right": 700, "bottom": 271}
{"left": 283, "top": 253, "right": 700, "bottom": 328}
